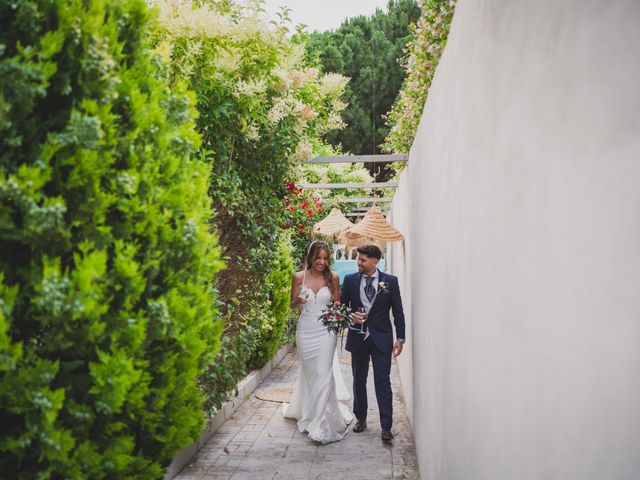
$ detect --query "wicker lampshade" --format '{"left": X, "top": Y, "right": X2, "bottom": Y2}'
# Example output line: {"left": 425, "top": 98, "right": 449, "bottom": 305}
{"left": 313, "top": 208, "right": 353, "bottom": 236}
{"left": 337, "top": 229, "right": 371, "bottom": 248}
{"left": 345, "top": 206, "right": 404, "bottom": 242}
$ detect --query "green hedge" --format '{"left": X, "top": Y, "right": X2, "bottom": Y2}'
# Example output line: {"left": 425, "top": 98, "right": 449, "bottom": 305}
{"left": 0, "top": 0, "right": 223, "bottom": 478}
{"left": 249, "top": 234, "right": 295, "bottom": 370}
{"left": 200, "top": 233, "right": 295, "bottom": 412}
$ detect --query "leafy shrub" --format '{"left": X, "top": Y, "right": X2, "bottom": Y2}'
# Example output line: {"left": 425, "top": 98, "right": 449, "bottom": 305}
{"left": 0, "top": 0, "right": 223, "bottom": 477}
{"left": 248, "top": 234, "right": 295, "bottom": 369}
{"left": 200, "top": 312, "right": 260, "bottom": 413}
{"left": 151, "top": 0, "right": 348, "bottom": 275}
{"left": 151, "top": 1, "right": 348, "bottom": 412}
{"left": 199, "top": 233, "right": 295, "bottom": 412}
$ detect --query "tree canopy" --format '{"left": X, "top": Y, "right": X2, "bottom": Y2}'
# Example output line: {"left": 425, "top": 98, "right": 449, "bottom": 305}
{"left": 306, "top": 0, "right": 420, "bottom": 156}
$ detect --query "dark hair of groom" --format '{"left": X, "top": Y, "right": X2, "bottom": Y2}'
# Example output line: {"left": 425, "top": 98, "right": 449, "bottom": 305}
{"left": 356, "top": 244, "right": 382, "bottom": 260}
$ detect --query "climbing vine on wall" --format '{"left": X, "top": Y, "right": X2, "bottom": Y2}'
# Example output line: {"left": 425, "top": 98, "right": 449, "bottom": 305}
{"left": 384, "top": 0, "right": 457, "bottom": 156}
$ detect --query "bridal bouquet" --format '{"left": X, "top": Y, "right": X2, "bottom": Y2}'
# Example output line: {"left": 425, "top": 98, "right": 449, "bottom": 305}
{"left": 318, "top": 301, "right": 352, "bottom": 334}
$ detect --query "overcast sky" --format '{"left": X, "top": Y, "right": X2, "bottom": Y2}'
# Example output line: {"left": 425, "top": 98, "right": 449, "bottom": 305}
{"left": 260, "top": 0, "right": 391, "bottom": 32}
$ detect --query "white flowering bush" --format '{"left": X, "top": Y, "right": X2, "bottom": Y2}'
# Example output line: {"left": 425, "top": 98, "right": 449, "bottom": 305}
{"left": 150, "top": 0, "right": 350, "bottom": 411}
{"left": 384, "top": 0, "right": 457, "bottom": 156}
{"left": 301, "top": 162, "right": 376, "bottom": 204}
{"left": 153, "top": 0, "right": 348, "bottom": 164}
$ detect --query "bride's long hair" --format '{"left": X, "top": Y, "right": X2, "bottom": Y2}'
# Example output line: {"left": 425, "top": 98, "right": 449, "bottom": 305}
{"left": 305, "top": 241, "right": 334, "bottom": 292}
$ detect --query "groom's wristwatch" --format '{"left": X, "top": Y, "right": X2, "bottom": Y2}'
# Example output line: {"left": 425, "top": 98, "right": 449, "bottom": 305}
{"left": 397, "top": 339, "right": 405, "bottom": 343}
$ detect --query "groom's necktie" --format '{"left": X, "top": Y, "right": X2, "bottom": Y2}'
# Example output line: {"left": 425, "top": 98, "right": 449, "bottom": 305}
{"left": 364, "top": 277, "right": 375, "bottom": 303}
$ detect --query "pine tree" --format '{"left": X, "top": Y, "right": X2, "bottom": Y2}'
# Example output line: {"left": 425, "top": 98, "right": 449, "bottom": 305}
{"left": 306, "top": 0, "right": 421, "bottom": 156}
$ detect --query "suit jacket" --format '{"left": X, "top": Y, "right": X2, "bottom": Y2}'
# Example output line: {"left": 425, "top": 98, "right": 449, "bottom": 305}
{"left": 340, "top": 269, "right": 405, "bottom": 353}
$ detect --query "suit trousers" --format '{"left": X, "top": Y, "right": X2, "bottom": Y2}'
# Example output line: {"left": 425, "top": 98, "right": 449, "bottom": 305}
{"left": 351, "top": 336, "right": 393, "bottom": 430}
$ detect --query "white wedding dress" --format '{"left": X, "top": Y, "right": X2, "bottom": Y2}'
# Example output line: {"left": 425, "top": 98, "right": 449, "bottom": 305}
{"left": 283, "top": 278, "right": 353, "bottom": 443}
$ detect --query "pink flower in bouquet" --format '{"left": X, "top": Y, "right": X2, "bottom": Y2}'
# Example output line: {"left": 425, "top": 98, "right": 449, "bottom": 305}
{"left": 318, "top": 301, "right": 352, "bottom": 335}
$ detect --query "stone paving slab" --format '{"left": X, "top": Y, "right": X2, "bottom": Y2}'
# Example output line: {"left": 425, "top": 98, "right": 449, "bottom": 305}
{"left": 175, "top": 347, "right": 419, "bottom": 480}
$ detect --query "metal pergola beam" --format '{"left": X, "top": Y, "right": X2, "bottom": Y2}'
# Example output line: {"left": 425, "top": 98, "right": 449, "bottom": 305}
{"left": 304, "top": 156, "right": 403, "bottom": 216}
{"left": 306, "top": 154, "right": 408, "bottom": 164}
{"left": 330, "top": 197, "right": 394, "bottom": 203}
{"left": 346, "top": 213, "right": 390, "bottom": 217}
{"left": 351, "top": 208, "right": 389, "bottom": 213}
{"left": 301, "top": 182, "right": 398, "bottom": 189}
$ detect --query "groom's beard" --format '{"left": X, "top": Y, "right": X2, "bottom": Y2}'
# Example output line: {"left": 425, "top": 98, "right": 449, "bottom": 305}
{"left": 359, "top": 266, "right": 374, "bottom": 276}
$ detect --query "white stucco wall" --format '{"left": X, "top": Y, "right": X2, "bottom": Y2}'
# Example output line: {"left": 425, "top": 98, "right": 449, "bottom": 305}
{"left": 390, "top": 1, "right": 640, "bottom": 478}
{"left": 387, "top": 184, "right": 413, "bottom": 426}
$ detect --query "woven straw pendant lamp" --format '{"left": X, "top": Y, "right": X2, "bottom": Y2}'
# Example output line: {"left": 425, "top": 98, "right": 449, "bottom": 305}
{"left": 313, "top": 207, "right": 353, "bottom": 237}
{"left": 337, "top": 227, "right": 379, "bottom": 258}
{"left": 345, "top": 206, "right": 404, "bottom": 243}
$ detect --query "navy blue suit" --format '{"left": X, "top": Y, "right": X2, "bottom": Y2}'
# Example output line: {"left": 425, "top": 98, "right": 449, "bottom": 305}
{"left": 340, "top": 270, "right": 405, "bottom": 430}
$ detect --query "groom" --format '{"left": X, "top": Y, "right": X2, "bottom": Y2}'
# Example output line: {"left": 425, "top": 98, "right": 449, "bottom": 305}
{"left": 340, "top": 244, "right": 406, "bottom": 442}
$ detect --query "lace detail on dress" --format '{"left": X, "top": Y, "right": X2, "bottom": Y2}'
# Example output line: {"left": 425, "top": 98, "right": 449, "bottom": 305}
{"left": 305, "top": 382, "right": 350, "bottom": 443}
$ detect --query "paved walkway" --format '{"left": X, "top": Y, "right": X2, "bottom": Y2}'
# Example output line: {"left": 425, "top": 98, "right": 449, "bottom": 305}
{"left": 175, "top": 346, "right": 420, "bottom": 480}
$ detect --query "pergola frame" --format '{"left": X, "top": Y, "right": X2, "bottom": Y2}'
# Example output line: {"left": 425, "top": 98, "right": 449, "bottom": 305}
{"left": 331, "top": 197, "right": 394, "bottom": 203}
{"left": 300, "top": 181, "right": 398, "bottom": 189}
{"left": 306, "top": 153, "right": 407, "bottom": 164}
{"left": 303, "top": 154, "right": 406, "bottom": 219}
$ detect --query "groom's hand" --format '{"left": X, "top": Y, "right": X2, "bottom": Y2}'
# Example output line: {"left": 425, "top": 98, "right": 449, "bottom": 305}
{"left": 393, "top": 340, "right": 403, "bottom": 357}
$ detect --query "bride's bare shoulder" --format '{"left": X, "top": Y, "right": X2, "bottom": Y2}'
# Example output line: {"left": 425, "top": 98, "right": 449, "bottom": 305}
{"left": 293, "top": 270, "right": 306, "bottom": 281}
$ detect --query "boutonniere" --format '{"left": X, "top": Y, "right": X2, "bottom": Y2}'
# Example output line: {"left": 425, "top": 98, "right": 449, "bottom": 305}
{"left": 377, "top": 281, "right": 390, "bottom": 294}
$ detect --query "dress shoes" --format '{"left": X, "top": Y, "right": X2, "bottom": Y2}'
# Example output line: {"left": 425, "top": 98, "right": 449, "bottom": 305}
{"left": 352, "top": 420, "right": 367, "bottom": 433}
{"left": 381, "top": 430, "right": 394, "bottom": 442}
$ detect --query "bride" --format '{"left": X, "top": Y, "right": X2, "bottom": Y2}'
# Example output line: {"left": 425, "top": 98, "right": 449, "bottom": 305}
{"left": 283, "top": 241, "right": 353, "bottom": 443}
